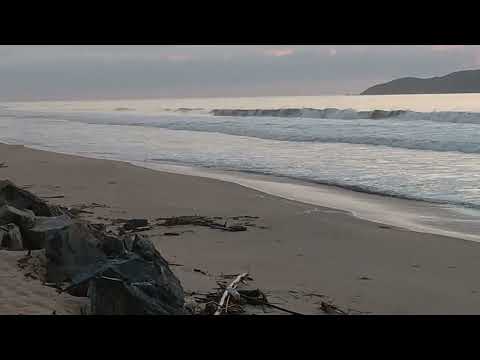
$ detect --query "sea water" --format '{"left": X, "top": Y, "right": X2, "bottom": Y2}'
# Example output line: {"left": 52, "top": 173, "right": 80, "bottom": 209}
{"left": 1, "top": 94, "right": 480, "bottom": 239}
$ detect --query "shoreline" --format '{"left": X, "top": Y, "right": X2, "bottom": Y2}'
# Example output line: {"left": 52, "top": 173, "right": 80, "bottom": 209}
{"left": 132, "top": 160, "right": 480, "bottom": 243}
{"left": 3, "top": 142, "right": 480, "bottom": 314}
{"left": 3, "top": 140, "right": 479, "bottom": 242}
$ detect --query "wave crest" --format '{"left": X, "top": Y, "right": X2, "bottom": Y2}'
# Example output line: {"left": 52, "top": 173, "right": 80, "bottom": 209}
{"left": 211, "top": 108, "right": 480, "bottom": 124}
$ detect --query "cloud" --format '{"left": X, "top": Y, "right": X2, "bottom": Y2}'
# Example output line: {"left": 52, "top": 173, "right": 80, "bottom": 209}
{"left": 431, "top": 45, "right": 465, "bottom": 52}
{"left": 0, "top": 45, "right": 479, "bottom": 100}
{"left": 262, "top": 48, "right": 295, "bottom": 57}
{"left": 164, "top": 54, "right": 192, "bottom": 62}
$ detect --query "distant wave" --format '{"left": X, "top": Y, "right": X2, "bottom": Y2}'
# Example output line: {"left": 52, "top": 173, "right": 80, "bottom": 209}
{"left": 174, "top": 107, "right": 205, "bottom": 112}
{"left": 211, "top": 108, "right": 480, "bottom": 124}
{"left": 3, "top": 107, "right": 480, "bottom": 154}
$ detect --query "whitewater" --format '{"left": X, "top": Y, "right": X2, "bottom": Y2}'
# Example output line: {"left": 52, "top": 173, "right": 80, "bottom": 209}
{"left": 1, "top": 94, "right": 480, "bottom": 237}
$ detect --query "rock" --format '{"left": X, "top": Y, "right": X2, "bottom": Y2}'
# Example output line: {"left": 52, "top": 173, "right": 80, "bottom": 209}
{"left": 0, "top": 180, "right": 62, "bottom": 216}
{"left": 123, "top": 219, "right": 149, "bottom": 231}
{"left": 84, "top": 253, "right": 186, "bottom": 315}
{"left": 44, "top": 221, "right": 107, "bottom": 284}
{"left": 0, "top": 204, "right": 36, "bottom": 229}
{"left": 23, "top": 215, "right": 73, "bottom": 250}
{"left": 129, "top": 234, "right": 158, "bottom": 261}
{"left": 68, "top": 235, "right": 186, "bottom": 314}
{"left": 0, "top": 223, "right": 23, "bottom": 250}
{"left": 87, "top": 224, "right": 126, "bottom": 257}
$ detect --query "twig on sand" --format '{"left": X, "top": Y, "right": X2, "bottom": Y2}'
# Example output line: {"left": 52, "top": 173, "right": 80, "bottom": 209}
{"left": 168, "top": 262, "right": 184, "bottom": 267}
{"left": 258, "top": 301, "right": 304, "bottom": 316}
{"left": 194, "top": 268, "right": 209, "bottom": 276}
{"left": 0, "top": 162, "right": 7, "bottom": 168}
{"left": 320, "top": 301, "right": 347, "bottom": 315}
{"left": 214, "top": 272, "right": 249, "bottom": 315}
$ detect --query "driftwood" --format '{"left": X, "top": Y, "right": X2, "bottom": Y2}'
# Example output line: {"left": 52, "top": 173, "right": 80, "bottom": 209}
{"left": 157, "top": 216, "right": 248, "bottom": 232}
{"left": 320, "top": 301, "right": 347, "bottom": 315}
{"left": 214, "top": 272, "right": 249, "bottom": 315}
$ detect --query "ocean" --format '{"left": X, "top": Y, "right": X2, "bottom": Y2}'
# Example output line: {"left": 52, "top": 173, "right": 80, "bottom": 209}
{"left": 1, "top": 94, "right": 480, "bottom": 239}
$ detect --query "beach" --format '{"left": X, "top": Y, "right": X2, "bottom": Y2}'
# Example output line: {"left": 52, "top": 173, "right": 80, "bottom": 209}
{"left": 2, "top": 141, "right": 480, "bottom": 314}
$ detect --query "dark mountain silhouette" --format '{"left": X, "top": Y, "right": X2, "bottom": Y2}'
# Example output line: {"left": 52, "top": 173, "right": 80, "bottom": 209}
{"left": 361, "top": 69, "right": 480, "bottom": 95}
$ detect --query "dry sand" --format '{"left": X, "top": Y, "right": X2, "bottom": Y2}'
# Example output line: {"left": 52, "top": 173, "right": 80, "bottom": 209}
{"left": 2, "top": 142, "right": 480, "bottom": 314}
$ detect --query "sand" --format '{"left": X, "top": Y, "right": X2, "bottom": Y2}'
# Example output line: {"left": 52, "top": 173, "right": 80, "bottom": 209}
{"left": 0, "top": 250, "right": 87, "bottom": 315}
{"left": 2, "top": 142, "right": 480, "bottom": 314}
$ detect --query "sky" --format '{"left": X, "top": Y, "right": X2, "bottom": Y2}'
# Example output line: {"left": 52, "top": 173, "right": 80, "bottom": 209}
{"left": 0, "top": 45, "right": 479, "bottom": 100}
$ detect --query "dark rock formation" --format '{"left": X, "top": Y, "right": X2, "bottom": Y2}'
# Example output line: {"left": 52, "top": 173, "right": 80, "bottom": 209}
{"left": 0, "top": 180, "right": 62, "bottom": 216}
{"left": 68, "top": 234, "right": 186, "bottom": 314}
{"left": 23, "top": 215, "right": 73, "bottom": 250}
{"left": 0, "top": 180, "right": 186, "bottom": 315}
{"left": 0, "top": 204, "right": 35, "bottom": 229}
{"left": 44, "top": 221, "right": 107, "bottom": 283}
{"left": 0, "top": 223, "right": 23, "bottom": 250}
{"left": 361, "top": 69, "right": 480, "bottom": 95}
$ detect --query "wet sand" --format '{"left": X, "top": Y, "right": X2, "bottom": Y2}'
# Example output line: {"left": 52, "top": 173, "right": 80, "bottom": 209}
{"left": 2, "top": 142, "right": 480, "bottom": 314}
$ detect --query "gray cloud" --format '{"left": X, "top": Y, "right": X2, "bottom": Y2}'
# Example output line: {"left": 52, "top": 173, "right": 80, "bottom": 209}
{"left": 0, "top": 45, "right": 478, "bottom": 100}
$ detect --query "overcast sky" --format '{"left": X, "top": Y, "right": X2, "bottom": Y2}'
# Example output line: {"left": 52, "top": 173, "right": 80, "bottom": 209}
{"left": 0, "top": 45, "right": 479, "bottom": 100}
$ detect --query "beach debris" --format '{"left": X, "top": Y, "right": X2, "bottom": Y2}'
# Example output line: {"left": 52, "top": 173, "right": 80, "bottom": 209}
{"left": 215, "top": 273, "right": 250, "bottom": 315}
{"left": 66, "top": 208, "right": 95, "bottom": 217}
{"left": 164, "top": 232, "right": 180, "bottom": 236}
{"left": 123, "top": 219, "right": 149, "bottom": 231}
{"left": 229, "top": 215, "right": 259, "bottom": 220}
{"left": 41, "top": 195, "right": 65, "bottom": 199}
{"left": 66, "top": 203, "right": 108, "bottom": 216}
{"left": 191, "top": 275, "right": 303, "bottom": 315}
{"left": 0, "top": 223, "right": 23, "bottom": 250}
{"left": 111, "top": 218, "right": 129, "bottom": 225}
{"left": 220, "top": 273, "right": 254, "bottom": 281}
{"left": 0, "top": 162, "right": 7, "bottom": 168}
{"left": 157, "top": 215, "right": 249, "bottom": 232}
{"left": 358, "top": 276, "right": 372, "bottom": 281}
{"left": 320, "top": 301, "right": 347, "bottom": 315}
{"left": 194, "top": 268, "right": 208, "bottom": 276}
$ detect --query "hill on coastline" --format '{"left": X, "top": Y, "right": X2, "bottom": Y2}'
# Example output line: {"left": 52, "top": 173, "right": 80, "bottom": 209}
{"left": 361, "top": 69, "right": 480, "bottom": 95}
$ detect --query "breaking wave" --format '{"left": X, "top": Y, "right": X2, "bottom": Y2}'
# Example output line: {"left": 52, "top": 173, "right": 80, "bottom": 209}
{"left": 2, "top": 107, "right": 480, "bottom": 154}
{"left": 211, "top": 108, "right": 480, "bottom": 124}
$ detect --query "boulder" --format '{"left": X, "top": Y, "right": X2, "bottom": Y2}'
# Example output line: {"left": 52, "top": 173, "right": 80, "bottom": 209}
{"left": 44, "top": 221, "right": 107, "bottom": 284}
{"left": 0, "top": 204, "right": 35, "bottom": 229}
{"left": 23, "top": 214, "right": 73, "bottom": 250}
{"left": 128, "top": 234, "right": 158, "bottom": 261}
{"left": 87, "top": 255, "right": 186, "bottom": 315}
{"left": 87, "top": 223, "right": 126, "bottom": 257}
{"left": 0, "top": 180, "right": 62, "bottom": 216}
{"left": 68, "top": 235, "right": 186, "bottom": 315}
{"left": 0, "top": 223, "right": 23, "bottom": 250}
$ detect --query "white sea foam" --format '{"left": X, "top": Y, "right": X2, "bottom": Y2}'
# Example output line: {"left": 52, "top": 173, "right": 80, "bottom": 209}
{"left": 1, "top": 96, "right": 480, "bottom": 211}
